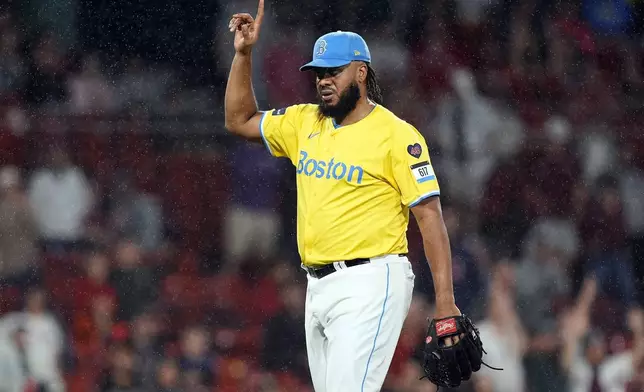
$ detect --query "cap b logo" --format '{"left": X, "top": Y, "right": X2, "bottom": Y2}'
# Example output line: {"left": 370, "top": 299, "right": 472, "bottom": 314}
{"left": 317, "top": 40, "right": 327, "bottom": 56}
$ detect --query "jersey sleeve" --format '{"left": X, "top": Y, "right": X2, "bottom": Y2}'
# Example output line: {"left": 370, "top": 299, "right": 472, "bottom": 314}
{"left": 259, "top": 105, "right": 304, "bottom": 163}
{"left": 390, "top": 123, "right": 441, "bottom": 207}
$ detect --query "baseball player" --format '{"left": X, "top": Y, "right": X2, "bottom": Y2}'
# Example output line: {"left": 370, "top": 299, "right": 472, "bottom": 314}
{"left": 224, "top": 1, "right": 486, "bottom": 390}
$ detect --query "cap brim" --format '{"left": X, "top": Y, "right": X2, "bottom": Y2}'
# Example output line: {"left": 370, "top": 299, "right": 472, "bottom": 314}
{"left": 299, "top": 58, "right": 352, "bottom": 72}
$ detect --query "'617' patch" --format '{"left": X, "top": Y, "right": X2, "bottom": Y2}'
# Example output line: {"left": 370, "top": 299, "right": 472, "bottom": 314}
{"left": 410, "top": 161, "right": 435, "bottom": 184}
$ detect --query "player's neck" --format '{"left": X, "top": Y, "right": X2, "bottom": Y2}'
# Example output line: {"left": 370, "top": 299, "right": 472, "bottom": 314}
{"left": 334, "top": 98, "right": 376, "bottom": 127}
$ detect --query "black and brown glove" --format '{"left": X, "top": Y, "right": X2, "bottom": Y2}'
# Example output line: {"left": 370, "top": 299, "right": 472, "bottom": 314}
{"left": 421, "top": 314, "right": 494, "bottom": 389}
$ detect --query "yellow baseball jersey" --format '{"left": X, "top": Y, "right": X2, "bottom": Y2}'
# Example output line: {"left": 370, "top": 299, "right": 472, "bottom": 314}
{"left": 260, "top": 104, "right": 440, "bottom": 266}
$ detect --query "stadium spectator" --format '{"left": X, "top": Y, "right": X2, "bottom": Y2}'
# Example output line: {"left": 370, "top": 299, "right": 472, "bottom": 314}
{"left": 223, "top": 141, "right": 284, "bottom": 270}
{"left": 113, "top": 57, "right": 171, "bottom": 112}
{"left": 262, "top": 25, "right": 312, "bottom": 108}
{"left": 129, "top": 310, "right": 164, "bottom": 389}
{"left": 0, "top": 325, "right": 33, "bottom": 392}
{"left": 73, "top": 250, "right": 117, "bottom": 314}
{"left": 0, "top": 287, "right": 65, "bottom": 392}
{"left": 474, "top": 261, "right": 527, "bottom": 392}
{"left": 106, "top": 170, "right": 164, "bottom": 253}
{"left": 71, "top": 293, "right": 117, "bottom": 373}
{"left": 262, "top": 282, "right": 307, "bottom": 381}
{"left": 27, "top": 144, "right": 94, "bottom": 253}
{"left": 66, "top": 52, "right": 115, "bottom": 114}
{"left": 98, "top": 340, "right": 143, "bottom": 392}
{"left": 110, "top": 239, "right": 158, "bottom": 322}
{"left": 530, "top": 115, "right": 580, "bottom": 218}
{"left": 153, "top": 358, "right": 181, "bottom": 392}
{"left": 561, "top": 277, "right": 644, "bottom": 391}
{"left": 177, "top": 325, "right": 216, "bottom": 389}
{"left": 0, "top": 165, "right": 39, "bottom": 288}
{"left": 515, "top": 218, "right": 580, "bottom": 392}
{"left": 433, "top": 68, "right": 524, "bottom": 205}
{"left": 579, "top": 174, "right": 636, "bottom": 306}
{"left": 23, "top": 32, "right": 67, "bottom": 108}
{"left": 0, "top": 20, "right": 25, "bottom": 94}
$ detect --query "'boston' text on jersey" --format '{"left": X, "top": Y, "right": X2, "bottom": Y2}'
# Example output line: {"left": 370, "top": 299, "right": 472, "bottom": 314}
{"left": 297, "top": 150, "right": 364, "bottom": 184}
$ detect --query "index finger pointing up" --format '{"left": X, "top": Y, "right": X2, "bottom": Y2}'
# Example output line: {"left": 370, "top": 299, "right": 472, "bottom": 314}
{"left": 255, "top": 0, "right": 265, "bottom": 28}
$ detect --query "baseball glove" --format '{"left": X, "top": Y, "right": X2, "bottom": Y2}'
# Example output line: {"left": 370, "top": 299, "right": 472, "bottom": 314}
{"left": 420, "top": 314, "right": 494, "bottom": 389}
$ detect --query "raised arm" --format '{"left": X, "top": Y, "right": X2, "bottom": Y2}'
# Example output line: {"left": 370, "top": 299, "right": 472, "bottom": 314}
{"left": 627, "top": 308, "right": 644, "bottom": 374}
{"left": 560, "top": 277, "right": 596, "bottom": 373}
{"left": 223, "top": 0, "right": 265, "bottom": 141}
{"left": 559, "top": 310, "right": 589, "bottom": 373}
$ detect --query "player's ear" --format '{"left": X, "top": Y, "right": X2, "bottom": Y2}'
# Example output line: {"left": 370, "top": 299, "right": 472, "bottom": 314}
{"left": 357, "top": 62, "right": 367, "bottom": 84}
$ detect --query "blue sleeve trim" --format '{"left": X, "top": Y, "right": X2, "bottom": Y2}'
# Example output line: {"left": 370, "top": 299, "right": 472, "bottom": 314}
{"left": 259, "top": 111, "right": 275, "bottom": 156}
{"left": 361, "top": 264, "right": 390, "bottom": 391}
{"left": 408, "top": 190, "right": 440, "bottom": 208}
{"left": 417, "top": 175, "right": 436, "bottom": 184}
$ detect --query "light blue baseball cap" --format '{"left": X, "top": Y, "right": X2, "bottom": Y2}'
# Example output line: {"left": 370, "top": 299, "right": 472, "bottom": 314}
{"left": 299, "top": 31, "right": 371, "bottom": 72}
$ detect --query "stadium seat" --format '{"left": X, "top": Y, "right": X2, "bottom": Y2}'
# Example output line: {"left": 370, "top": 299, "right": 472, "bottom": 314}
{"left": 0, "top": 286, "right": 22, "bottom": 315}
{"left": 214, "top": 357, "right": 254, "bottom": 392}
{"left": 0, "top": 127, "right": 25, "bottom": 166}
{"left": 71, "top": 129, "right": 111, "bottom": 178}
{"left": 227, "top": 325, "right": 264, "bottom": 357}
{"left": 275, "top": 371, "right": 310, "bottom": 392}
{"left": 161, "top": 275, "right": 205, "bottom": 309}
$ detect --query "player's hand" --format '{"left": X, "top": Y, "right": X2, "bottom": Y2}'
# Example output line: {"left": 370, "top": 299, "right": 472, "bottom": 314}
{"left": 433, "top": 302, "right": 463, "bottom": 346}
{"left": 228, "top": 0, "right": 265, "bottom": 55}
{"left": 421, "top": 312, "right": 486, "bottom": 388}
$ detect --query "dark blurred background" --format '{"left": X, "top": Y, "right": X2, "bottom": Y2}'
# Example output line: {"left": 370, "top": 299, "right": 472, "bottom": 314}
{"left": 0, "top": 0, "right": 643, "bottom": 391}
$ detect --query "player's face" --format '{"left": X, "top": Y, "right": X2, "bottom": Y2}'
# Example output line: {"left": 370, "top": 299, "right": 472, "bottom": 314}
{"left": 315, "top": 63, "right": 362, "bottom": 120}
{"left": 314, "top": 64, "right": 351, "bottom": 104}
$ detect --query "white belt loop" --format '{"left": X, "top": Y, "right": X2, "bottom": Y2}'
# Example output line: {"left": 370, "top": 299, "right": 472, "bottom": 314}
{"left": 370, "top": 254, "right": 404, "bottom": 263}
{"left": 332, "top": 261, "right": 348, "bottom": 270}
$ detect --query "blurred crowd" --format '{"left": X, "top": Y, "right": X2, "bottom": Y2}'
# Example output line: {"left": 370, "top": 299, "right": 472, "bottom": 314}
{"left": 0, "top": 0, "right": 643, "bottom": 391}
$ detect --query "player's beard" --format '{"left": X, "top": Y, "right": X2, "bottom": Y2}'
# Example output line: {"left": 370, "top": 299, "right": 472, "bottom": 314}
{"left": 317, "top": 82, "right": 361, "bottom": 124}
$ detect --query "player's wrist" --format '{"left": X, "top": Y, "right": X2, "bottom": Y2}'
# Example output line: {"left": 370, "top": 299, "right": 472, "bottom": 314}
{"left": 433, "top": 298, "right": 460, "bottom": 321}
{"left": 235, "top": 49, "right": 252, "bottom": 57}
{"left": 434, "top": 295, "right": 457, "bottom": 308}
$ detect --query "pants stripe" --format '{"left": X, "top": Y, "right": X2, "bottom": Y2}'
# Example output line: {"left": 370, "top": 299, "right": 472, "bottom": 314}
{"left": 360, "top": 264, "right": 390, "bottom": 391}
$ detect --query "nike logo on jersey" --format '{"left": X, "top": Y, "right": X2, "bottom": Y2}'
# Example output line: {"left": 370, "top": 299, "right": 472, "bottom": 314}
{"left": 297, "top": 150, "right": 364, "bottom": 184}
{"left": 308, "top": 131, "right": 321, "bottom": 139}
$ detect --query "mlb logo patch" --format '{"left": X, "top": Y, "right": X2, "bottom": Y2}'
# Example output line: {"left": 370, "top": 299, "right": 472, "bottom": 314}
{"left": 410, "top": 161, "right": 435, "bottom": 184}
{"left": 272, "top": 108, "right": 287, "bottom": 116}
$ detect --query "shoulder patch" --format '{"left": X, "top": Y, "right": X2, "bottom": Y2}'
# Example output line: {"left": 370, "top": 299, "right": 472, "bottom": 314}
{"left": 272, "top": 108, "right": 287, "bottom": 116}
{"left": 410, "top": 160, "right": 435, "bottom": 183}
{"left": 407, "top": 143, "right": 422, "bottom": 158}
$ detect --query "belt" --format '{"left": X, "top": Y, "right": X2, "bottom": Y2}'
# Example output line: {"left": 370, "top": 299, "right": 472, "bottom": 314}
{"left": 303, "top": 254, "right": 406, "bottom": 279}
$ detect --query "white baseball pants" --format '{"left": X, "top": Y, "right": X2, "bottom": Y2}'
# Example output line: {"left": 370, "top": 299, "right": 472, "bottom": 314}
{"left": 304, "top": 254, "right": 415, "bottom": 392}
